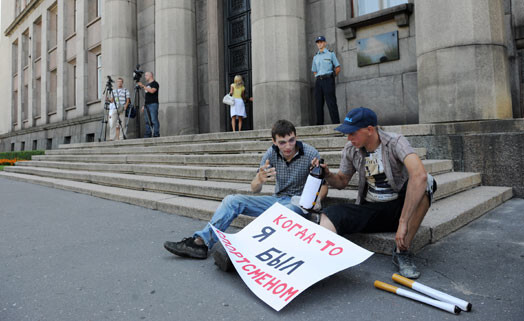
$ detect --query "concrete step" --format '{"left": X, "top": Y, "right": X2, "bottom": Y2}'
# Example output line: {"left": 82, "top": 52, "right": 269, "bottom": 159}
{"left": 59, "top": 119, "right": 524, "bottom": 150}
{"left": 32, "top": 148, "right": 427, "bottom": 167}
{"left": 17, "top": 159, "right": 453, "bottom": 185}
{"left": 0, "top": 171, "right": 512, "bottom": 255}
{"left": 4, "top": 165, "right": 479, "bottom": 205}
{"left": 59, "top": 125, "right": 344, "bottom": 150}
{"left": 348, "top": 186, "right": 513, "bottom": 254}
{"left": 48, "top": 136, "right": 355, "bottom": 155}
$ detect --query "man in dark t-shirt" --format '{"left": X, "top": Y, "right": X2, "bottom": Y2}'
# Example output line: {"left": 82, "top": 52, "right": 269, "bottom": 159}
{"left": 138, "top": 72, "right": 160, "bottom": 137}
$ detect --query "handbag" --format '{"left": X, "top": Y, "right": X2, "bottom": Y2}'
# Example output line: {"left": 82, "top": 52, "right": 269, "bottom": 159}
{"left": 222, "top": 93, "right": 235, "bottom": 106}
{"left": 125, "top": 104, "right": 137, "bottom": 118}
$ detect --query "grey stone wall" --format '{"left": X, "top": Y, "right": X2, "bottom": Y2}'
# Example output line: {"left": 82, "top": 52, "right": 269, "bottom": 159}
{"left": 0, "top": 115, "right": 102, "bottom": 152}
{"left": 406, "top": 120, "right": 524, "bottom": 197}
{"left": 306, "top": 0, "right": 418, "bottom": 126}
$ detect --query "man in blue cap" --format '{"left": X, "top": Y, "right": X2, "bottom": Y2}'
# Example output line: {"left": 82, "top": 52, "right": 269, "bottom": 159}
{"left": 313, "top": 107, "right": 437, "bottom": 278}
{"left": 312, "top": 36, "right": 341, "bottom": 125}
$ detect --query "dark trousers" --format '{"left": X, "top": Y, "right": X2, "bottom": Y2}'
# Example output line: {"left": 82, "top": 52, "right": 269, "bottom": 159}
{"left": 315, "top": 76, "right": 340, "bottom": 125}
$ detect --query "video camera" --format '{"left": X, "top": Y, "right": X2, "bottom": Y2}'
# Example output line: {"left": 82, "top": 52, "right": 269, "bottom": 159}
{"left": 133, "top": 64, "right": 144, "bottom": 82}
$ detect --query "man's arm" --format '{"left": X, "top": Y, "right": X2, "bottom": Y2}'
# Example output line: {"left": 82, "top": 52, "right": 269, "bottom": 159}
{"left": 334, "top": 66, "right": 341, "bottom": 76}
{"left": 312, "top": 157, "right": 352, "bottom": 189}
{"left": 124, "top": 92, "right": 130, "bottom": 108}
{"left": 395, "top": 153, "right": 428, "bottom": 250}
{"left": 251, "top": 159, "right": 276, "bottom": 193}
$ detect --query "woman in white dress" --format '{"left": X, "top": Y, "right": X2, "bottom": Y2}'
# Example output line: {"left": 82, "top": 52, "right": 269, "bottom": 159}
{"left": 229, "top": 75, "right": 248, "bottom": 131}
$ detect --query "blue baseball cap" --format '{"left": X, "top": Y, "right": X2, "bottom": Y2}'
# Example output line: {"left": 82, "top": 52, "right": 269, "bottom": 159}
{"left": 315, "top": 36, "right": 326, "bottom": 42}
{"left": 335, "top": 107, "right": 378, "bottom": 134}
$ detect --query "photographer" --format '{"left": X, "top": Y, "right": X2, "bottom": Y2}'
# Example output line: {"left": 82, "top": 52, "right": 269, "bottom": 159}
{"left": 108, "top": 78, "right": 130, "bottom": 140}
{"left": 137, "top": 72, "right": 160, "bottom": 138}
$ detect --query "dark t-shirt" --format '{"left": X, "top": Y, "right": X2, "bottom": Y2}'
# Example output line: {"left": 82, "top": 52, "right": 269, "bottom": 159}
{"left": 144, "top": 81, "right": 159, "bottom": 105}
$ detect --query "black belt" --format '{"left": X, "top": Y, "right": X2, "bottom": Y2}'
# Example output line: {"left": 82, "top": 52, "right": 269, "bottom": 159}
{"left": 316, "top": 73, "right": 333, "bottom": 80}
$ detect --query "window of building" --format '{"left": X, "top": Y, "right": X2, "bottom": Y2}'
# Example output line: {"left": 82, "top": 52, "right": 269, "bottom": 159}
{"left": 73, "top": 65, "right": 77, "bottom": 105}
{"left": 12, "top": 41, "right": 19, "bottom": 126}
{"left": 12, "top": 40, "right": 18, "bottom": 76}
{"left": 11, "top": 143, "right": 15, "bottom": 152}
{"left": 66, "top": 0, "right": 77, "bottom": 36}
{"left": 21, "top": 141, "right": 25, "bottom": 151}
{"left": 34, "top": 78, "right": 41, "bottom": 119}
{"left": 64, "top": 136, "right": 71, "bottom": 144}
{"left": 49, "top": 69, "right": 57, "bottom": 114}
{"left": 22, "top": 30, "right": 29, "bottom": 69}
{"left": 15, "top": 0, "right": 21, "bottom": 16}
{"left": 46, "top": 138, "right": 53, "bottom": 150}
{"left": 32, "top": 140, "right": 38, "bottom": 150}
{"left": 89, "top": 0, "right": 102, "bottom": 21}
{"left": 86, "top": 133, "right": 95, "bottom": 143}
{"left": 33, "top": 18, "right": 42, "bottom": 59}
{"left": 48, "top": 5, "right": 58, "bottom": 49}
{"left": 97, "top": 54, "right": 102, "bottom": 99}
{"left": 66, "top": 61, "right": 76, "bottom": 108}
{"left": 353, "top": 0, "right": 408, "bottom": 16}
{"left": 97, "top": 0, "right": 102, "bottom": 17}
{"left": 23, "top": 84, "right": 29, "bottom": 121}
{"left": 12, "top": 91, "right": 18, "bottom": 126}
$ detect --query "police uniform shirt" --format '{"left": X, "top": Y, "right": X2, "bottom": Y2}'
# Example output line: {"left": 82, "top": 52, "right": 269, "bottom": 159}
{"left": 312, "top": 49, "right": 340, "bottom": 77}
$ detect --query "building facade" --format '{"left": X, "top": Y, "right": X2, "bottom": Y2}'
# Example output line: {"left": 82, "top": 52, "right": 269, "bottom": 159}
{"left": 1, "top": 0, "right": 523, "bottom": 151}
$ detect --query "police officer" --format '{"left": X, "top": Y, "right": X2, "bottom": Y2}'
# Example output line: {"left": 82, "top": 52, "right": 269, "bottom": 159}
{"left": 312, "top": 36, "right": 341, "bottom": 125}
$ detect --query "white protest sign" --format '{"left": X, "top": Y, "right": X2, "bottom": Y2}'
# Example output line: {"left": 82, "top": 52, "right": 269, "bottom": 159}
{"left": 210, "top": 202, "right": 373, "bottom": 311}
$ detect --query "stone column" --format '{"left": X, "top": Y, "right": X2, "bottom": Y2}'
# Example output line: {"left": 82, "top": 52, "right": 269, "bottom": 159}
{"left": 416, "top": 0, "right": 512, "bottom": 123}
{"left": 251, "top": 0, "right": 309, "bottom": 129}
{"left": 102, "top": 0, "right": 137, "bottom": 97}
{"left": 56, "top": 0, "right": 65, "bottom": 122}
{"left": 155, "top": 0, "right": 198, "bottom": 135}
{"left": 207, "top": 0, "right": 226, "bottom": 133}
{"left": 40, "top": 11, "right": 48, "bottom": 125}
{"left": 75, "top": 0, "right": 87, "bottom": 117}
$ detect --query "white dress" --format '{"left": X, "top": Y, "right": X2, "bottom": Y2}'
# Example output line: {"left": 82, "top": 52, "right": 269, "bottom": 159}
{"left": 230, "top": 98, "right": 247, "bottom": 118}
{"left": 230, "top": 85, "right": 247, "bottom": 118}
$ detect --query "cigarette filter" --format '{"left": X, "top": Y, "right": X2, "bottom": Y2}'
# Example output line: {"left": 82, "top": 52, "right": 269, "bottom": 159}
{"left": 392, "top": 273, "right": 472, "bottom": 312}
{"left": 374, "top": 280, "right": 460, "bottom": 315}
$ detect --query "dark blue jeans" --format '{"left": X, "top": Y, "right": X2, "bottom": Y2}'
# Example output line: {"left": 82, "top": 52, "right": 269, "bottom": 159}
{"left": 144, "top": 103, "right": 159, "bottom": 137}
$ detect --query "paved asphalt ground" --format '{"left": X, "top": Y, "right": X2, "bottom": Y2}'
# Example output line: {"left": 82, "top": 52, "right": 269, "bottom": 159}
{"left": 1, "top": 177, "right": 523, "bottom": 321}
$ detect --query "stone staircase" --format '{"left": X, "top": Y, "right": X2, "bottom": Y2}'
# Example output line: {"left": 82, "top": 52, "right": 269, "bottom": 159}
{"left": 0, "top": 124, "right": 512, "bottom": 254}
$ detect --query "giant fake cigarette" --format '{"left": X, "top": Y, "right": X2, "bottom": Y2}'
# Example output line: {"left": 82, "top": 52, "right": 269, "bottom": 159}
{"left": 374, "top": 281, "right": 460, "bottom": 315}
{"left": 392, "top": 273, "right": 472, "bottom": 312}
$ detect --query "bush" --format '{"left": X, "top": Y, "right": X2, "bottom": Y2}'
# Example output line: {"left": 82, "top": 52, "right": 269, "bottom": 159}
{"left": 0, "top": 150, "right": 45, "bottom": 160}
{"left": 0, "top": 150, "right": 44, "bottom": 167}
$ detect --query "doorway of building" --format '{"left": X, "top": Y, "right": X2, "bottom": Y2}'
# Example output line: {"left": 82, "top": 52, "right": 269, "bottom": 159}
{"left": 224, "top": 0, "right": 252, "bottom": 131}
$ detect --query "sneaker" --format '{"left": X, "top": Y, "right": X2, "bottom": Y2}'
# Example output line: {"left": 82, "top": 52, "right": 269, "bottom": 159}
{"left": 164, "top": 237, "right": 208, "bottom": 259}
{"left": 392, "top": 248, "right": 420, "bottom": 279}
{"left": 213, "top": 242, "right": 235, "bottom": 272}
{"left": 309, "top": 213, "right": 321, "bottom": 224}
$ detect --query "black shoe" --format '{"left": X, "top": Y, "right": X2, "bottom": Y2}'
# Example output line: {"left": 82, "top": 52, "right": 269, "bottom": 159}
{"left": 213, "top": 242, "right": 234, "bottom": 272}
{"left": 164, "top": 237, "right": 208, "bottom": 259}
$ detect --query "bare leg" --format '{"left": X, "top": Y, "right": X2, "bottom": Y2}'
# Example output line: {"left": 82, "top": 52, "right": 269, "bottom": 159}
{"left": 231, "top": 116, "right": 236, "bottom": 132}
{"left": 115, "top": 127, "right": 120, "bottom": 140}
{"left": 238, "top": 117, "right": 243, "bottom": 131}
{"left": 319, "top": 214, "right": 337, "bottom": 233}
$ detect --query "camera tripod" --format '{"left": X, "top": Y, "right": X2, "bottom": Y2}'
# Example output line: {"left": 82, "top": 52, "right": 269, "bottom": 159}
{"left": 98, "top": 76, "right": 126, "bottom": 142}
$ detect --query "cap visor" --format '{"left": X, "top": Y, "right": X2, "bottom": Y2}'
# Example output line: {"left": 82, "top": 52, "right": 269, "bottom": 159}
{"left": 335, "top": 124, "right": 360, "bottom": 134}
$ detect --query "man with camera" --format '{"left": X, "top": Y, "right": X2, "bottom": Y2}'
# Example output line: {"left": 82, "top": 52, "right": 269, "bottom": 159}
{"left": 108, "top": 77, "right": 130, "bottom": 140}
{"left": 137, "top": 72, "right": 160, "bottom": 138}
